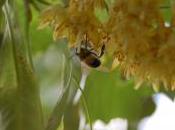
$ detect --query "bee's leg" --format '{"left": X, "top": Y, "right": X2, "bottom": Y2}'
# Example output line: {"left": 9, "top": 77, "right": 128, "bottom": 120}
{"left": 97, "top": 44, "right": 105, "bottom": 58}
{"left": 97, "top": 34, "right": 110, "bottom": 58}
{"left": 76, "top": 38, "right": 83, "bottom": 54}
{"left": 84, "top": 33, "right": 88, "bottom": 49}
{"left": 83, "top": 33, "right": 95, "bottom": 51}
{"left": 89, "top": 45, "right": 105, "bottom": 58}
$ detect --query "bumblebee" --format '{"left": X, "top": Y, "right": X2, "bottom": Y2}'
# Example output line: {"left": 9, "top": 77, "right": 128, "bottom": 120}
{"left": 75, "top": 36, "right": 105, "bottom": 68}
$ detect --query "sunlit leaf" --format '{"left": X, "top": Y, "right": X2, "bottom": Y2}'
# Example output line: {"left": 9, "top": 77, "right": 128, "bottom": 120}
{"left": 84, "top": 70, "right": 155, "bottom": 123}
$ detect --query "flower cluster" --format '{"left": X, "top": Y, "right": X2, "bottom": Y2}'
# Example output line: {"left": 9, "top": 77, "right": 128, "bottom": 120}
{"left": 39, "top": 0, "right": 175, "bottom": 91}
{"left": 39, "top": 0, "right": 107, "bottom": 49}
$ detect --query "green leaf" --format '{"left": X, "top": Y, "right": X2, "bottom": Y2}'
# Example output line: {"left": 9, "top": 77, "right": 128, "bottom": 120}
{"left": 84, "top": 70, "right": 155, "bottom": 123}
{"left": 160, "top": 0, "right": 172, "bottom": 22}
{"left": 0, "top": 1, "right": 44, "bottom": 130}
{"left": 45, "top": 41, "right": 82, "bottom": 130}
{"left": 30, "top": 14, "right": 53, "bottom": 54}
{"left": 0, "top": 8, "right": 4, "bottom": 48}
{"left": 0, "top": 0, "right": 6, "bottom": 8}
{"left": 0, "top": 87, "right": 17, "bottom": 130}
{"left": 0, "top": 32, "right": 3, "bottom": 47}
{"left": 64, "top": 104, "right": 80, "bottom": 130}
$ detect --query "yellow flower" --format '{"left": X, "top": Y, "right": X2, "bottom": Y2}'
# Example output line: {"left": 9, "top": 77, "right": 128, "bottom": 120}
{"left": 107, "top": 0, "right": 175, "bottom": 91}
{"left": 39, "top": 0, "right": 175, "bottom": 91}
{"left": 39, "top": 0, "right": 107, "bottom": 49}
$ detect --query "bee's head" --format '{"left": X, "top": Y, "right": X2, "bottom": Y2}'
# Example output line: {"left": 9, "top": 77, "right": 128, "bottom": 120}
{"left": 85, "top": 57, "right": 101, "bottom": 68}
{"left": 91, "top": 58, "right": 101, "bottom": 68}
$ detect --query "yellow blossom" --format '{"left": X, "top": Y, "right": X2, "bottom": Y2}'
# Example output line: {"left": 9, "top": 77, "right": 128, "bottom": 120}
{"left": 39, "top": 0, "right": 175, "bottom": 91}
{"left": 39, "top": 0, "right": 107, "bottom": 49}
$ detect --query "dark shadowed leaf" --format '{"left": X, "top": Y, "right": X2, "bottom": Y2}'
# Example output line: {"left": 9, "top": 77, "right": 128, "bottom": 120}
{"left": 0, "top": 0, "right": 6, "bottom": 8}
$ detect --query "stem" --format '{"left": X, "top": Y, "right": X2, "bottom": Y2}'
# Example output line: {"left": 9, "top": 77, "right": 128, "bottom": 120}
{"left": 73, "top": 74, "right": 93, "bottom": 130}
{"left": 23, "top": 0, "right": 34, "bottom": 70}
{"left": 3, "top": 2, "right": 20, "bottom": 84}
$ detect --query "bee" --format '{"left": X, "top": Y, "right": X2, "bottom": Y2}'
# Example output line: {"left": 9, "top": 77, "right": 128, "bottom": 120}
{"left": 75, "top": 36, "right": 105, "bottom": 68}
